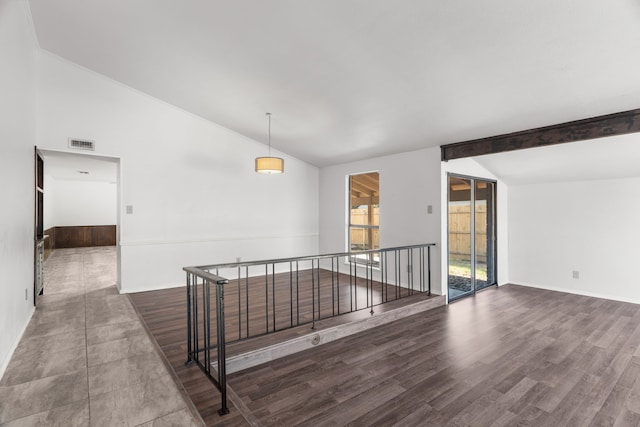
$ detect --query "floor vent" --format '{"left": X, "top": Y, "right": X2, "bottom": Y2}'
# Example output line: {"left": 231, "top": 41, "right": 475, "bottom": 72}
{"left": 68, "top": 138, "right": 95, "bottom": 151}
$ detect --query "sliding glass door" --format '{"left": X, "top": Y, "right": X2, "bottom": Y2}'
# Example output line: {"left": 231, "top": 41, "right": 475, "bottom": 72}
{"left": 447, "top": 174, "right": 496, "bottom": 301}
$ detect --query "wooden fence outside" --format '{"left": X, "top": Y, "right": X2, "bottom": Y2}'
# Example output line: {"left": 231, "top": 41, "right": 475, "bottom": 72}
{"left": 350, "top": 207, "right": 379, "bottom": 249}
{"left": 348, "top": 205, "right": 488, "bottom": 257}
{"left": 449, "top": 203, "right": 487, "bottom": 258}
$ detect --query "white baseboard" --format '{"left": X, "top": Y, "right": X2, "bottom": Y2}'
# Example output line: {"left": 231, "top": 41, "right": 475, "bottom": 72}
{"left": 119, "top": 281, "right": 184, "bottom": 294}
{"left": 510, "top": 281, "right": 640, "bottom": 305}
{"left": 0, "top": 306, "right": 35, "bottom": 380}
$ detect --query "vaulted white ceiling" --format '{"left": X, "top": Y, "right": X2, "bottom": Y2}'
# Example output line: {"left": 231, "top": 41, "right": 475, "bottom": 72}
{"left": 28, "top": 0, "right": 640, "bottom": 167}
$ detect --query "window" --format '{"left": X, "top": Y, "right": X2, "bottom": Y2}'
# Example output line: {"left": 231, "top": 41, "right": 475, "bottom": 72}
{"left": 349, "top": 172, "right": 379, "bottom": 265}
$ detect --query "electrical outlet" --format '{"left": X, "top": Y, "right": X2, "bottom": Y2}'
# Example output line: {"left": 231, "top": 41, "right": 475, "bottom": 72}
{"left": 427, "top": 205, "right": 433, "bottom": 214}
{"left": 126, "top": 205, "right": 134, "bottom": 214}
{"left": 236, "top": 257, "right": 241, "bottom": 263}
{"left": 572, "top": 270, "right": 579, "bottom": 279}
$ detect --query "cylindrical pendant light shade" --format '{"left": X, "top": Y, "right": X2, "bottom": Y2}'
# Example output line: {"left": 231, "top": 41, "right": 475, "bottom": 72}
{"left": 255, "top": 156, "right": 284, "bottom": 174}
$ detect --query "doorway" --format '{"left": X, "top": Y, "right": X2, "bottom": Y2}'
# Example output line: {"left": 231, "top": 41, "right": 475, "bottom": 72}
{"left": 447, "top": 174, "right": 497, "bottom": 302}
{"left": 36, "top": 148, "right": 121, "bottom": 300}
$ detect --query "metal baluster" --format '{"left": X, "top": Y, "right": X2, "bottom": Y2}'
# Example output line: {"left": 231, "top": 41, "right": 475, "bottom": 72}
{"left": 265, "top": 264, "right": 269, "bottom": 333}
{"left": 409, "top": 248, "right": 414, "bottom": 295}
{"left": 384, "top": 251, "right": 388, "bottom": 303}
{"left": 296, "top": 261, "right": 300, "bottom": 325}
{"left": 369, "top": 255, "right": 374, "bottom": 314}
{"left": 392, "top": 251, "right": 396, "bottom": 300}
{"left": 379, "top": 251, "right": 384, "bottom": 303}
{"left": 290, "top": 261, "right": 293, "bottom": 328}
{"left": 237, "top": 266, "right": 241, "bottom": 340}
{"left": 215, "top": 280, "right": 229, "bottom": 415}
{"left": 272, "top": 263, "right": 276, "bottom": 332}
{"left": 366, "top": 255, "right": 370, "bottom": 309}
{"left": 331, "top": 257, "right": 335, "bottom": 317}
{"left": 336, "top": 257, "right": 340, "bottom": 315}
{"left": 245, "top": 266, "right": 249, "bottom": 339}
{"left": 194, "top": 276, "right": 199, "bottom": 364}
{"left": 318, "top": 260, "right": 321, "bottom": 320}
{"left": 350, "top": 256, "right": 354, "bottom": 312}
{"left": 355, "top": 257, "right": 359, "bottom": 311}
{"left": 311, "top": 260, "right": 316, "bottom": 329}
{"left": 203, "top": 279, "right": 209, "bottom": 373}
{"left": 400, "top": 250, "right": 403, "bottom": 297}
{"left": 419, "top": 247, "right": 424, "bottom": 293}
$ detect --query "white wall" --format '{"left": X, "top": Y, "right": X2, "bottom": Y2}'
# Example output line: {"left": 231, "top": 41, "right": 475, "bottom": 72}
{"left": 36, "top": 52, "right": 319, "bottom": 292}
{"left": 319, "top": 147, "right": 442, "bottom": 294}
{"left": 509, "top": 177, "right": 640, "bottom": 303}
{"left": 441, "top": 158, "right": 509, "bottom": 297}
{"left": 46, "top": 179, "right": 117, "bottom": 227}
{"left": 0, "top": 0, "right": 37, "bottom": 378}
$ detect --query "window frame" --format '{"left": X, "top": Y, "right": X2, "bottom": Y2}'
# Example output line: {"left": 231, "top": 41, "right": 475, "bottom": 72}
{"left": 348, "top": 172, "right": 380, "bottom": 266}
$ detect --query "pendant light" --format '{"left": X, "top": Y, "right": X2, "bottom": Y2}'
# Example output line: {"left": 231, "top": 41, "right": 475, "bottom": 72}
{"left": 255, "top": 112, "right": 284, "bottom": 174}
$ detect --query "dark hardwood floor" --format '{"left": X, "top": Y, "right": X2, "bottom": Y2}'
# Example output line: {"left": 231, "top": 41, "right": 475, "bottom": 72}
{"left": 131, "top": 283, "right": 640, "bottom": 426}
{"left": 129, "top": 270, "right": 420, "bottom": 426}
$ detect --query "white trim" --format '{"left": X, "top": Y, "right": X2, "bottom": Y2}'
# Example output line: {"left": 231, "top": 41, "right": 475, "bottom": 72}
{"left": 38, "top": 147, "right": 121, "bottom": 163}
{"left": 0, "top": 306, "right": 35, "bottom": 380}
{"left": 119, "top": 233, "right": 319, "bottom": 247}
{"left": 510, "top": 281, "right": 640, "bottom": 305}
{"left": 120, "top": 282, "right": 185, "bottom": 294}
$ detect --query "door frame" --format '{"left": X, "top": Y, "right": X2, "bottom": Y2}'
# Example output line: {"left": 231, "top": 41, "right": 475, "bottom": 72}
{"left": 36, "top": 148, "right": 123, "bottom": 292}
{"left": 446, "top": 173, "right": 498, "bottom": 303}
{"left": 34, "top": 147, "right": 44, "bottom": 305}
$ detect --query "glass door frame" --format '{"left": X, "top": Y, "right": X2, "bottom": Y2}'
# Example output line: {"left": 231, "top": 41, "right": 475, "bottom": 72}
{"left": 447, "top": 173, "right": 498, "bottom": 303}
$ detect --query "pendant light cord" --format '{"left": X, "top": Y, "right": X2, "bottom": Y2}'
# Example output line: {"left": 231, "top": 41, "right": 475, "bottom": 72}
{"left": 267, "top": 112, "right": 272, "bottom": 156}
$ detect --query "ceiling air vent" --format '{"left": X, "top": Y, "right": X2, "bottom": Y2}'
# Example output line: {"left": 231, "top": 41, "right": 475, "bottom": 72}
{"left": 68, "top": 138, "right": 95, "bottom": 151}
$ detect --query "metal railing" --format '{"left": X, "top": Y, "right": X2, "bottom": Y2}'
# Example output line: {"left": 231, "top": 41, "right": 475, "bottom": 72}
{"left": 184, "top": 243, "right": 435, "bottom": 415}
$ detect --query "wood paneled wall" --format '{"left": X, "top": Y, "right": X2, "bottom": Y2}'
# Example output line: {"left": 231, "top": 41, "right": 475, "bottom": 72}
{"left": 45, "top": 225, "right": 116, "bottom": 249}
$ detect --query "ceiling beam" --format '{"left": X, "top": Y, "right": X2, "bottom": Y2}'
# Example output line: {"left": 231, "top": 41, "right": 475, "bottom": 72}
{"left": 358, "top": 173, "right": 379, "bottom": 188}
{"left": 440, "top": 108, "right": 640, "bottom": 161}
{"left": 352, "top": 196, "right": 380, "bottom": 206}
{"left": 351, "top": 181, "right": 378, "bottom": 197}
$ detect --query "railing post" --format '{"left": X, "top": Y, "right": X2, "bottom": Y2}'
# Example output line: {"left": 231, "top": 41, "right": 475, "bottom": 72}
{"left": 215, "top": 279, "right": 229, "bottom": 415}
{"left": 428, "top": 245, "right": 432, "bottom": 295}
{"left": 185, "top": 272, "right": 193, "bottom": 365}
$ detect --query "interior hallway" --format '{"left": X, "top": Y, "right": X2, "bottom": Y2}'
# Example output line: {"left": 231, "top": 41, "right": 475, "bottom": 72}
{"left": 0, "top": 247, "right": 202, "bottom": 426}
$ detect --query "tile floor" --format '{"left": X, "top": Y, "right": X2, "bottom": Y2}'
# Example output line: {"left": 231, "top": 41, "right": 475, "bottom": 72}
{"left": 0, "top": 247, "right": 203, "bottom": 426}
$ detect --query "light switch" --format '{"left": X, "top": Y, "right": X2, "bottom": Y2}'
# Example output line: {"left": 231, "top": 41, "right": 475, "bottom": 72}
{"left": 126, "top": 205, "right": 134, "bottom": 214}
{"left": 427, "top": 205, "right": 433, "bottom": 214}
